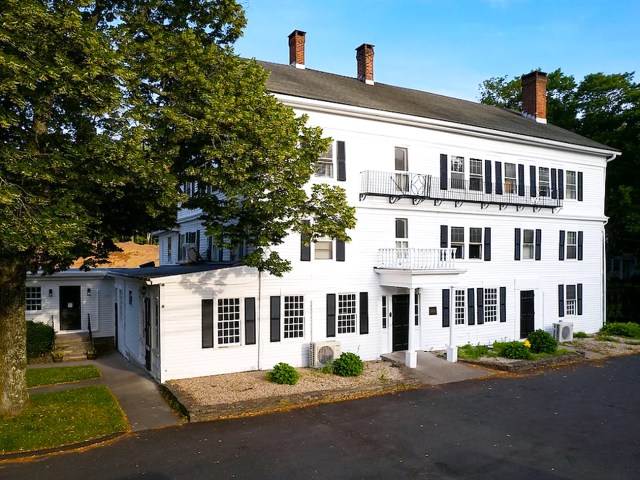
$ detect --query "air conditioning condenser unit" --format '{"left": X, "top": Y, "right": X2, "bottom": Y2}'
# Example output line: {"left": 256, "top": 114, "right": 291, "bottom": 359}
{"left": 553, "top": 322, "right": 573, "bottom": 342}
{"left": 310, "top": 341, "right": 341, "bottom": 368}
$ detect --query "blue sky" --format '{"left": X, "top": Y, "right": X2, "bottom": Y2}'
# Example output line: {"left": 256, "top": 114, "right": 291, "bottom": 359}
{"left": 235, "top": 0, "right": 639, "bottom": 101}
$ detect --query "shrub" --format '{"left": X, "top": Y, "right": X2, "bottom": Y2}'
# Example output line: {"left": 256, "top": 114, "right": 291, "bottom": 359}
{"left": 320, "top": 362, "right": 334, "bottom": 374}
{"left": 499, "top": 341, "right": 532, "bottom": 360}
{"left": 527, "top": 329, "right": 558, "bottom": 354}
{"left": 27, "top": 321, "right": 55, "bottom": 359}
{"left": 574, "top": 331, "right": 588, "bottom": 339}
{"left": 600, "top": 322, "right": 640, "bottom": 339}
{"left": 267, "top": 362, "right": 299, "bottom": 385}
{"left": 458, "top": 344, "right": 490, "bottom": 360}
{"left": 332, "top": 352, "right": 364, "bottom": 377}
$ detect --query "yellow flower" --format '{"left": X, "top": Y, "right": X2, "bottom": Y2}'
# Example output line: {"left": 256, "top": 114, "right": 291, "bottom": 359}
{"left": 524, "top": 339, "right": 531, "bottom": 349}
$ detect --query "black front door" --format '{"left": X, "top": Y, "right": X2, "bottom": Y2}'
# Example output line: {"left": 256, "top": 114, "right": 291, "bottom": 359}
{"left": 144, "top": 297, "right": 152, "bottom": 370}
{"left": 59, "top": 286, "right": 81, "bottom": 330}
{"left": 520, "top": 290, "right": 535, "bottom": 339}
{"left": 392, "top": 294, "right": 410, "bottom": 351}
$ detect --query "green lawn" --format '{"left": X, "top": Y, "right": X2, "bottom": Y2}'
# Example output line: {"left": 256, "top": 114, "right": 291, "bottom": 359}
{"left": 0, "top": 386, "right": 128, "bottom": 454}
{"left": 27, "top": 365, "right": 101, "bottom": 388}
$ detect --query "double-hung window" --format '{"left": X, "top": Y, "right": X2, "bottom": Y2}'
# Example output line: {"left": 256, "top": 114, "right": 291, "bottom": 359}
{"left": 450, "top": 156, "right": 465, "bottom": 189}
{"left": 566, "top": 285, "right": 577, "bottom": 316}
{"left": 315, "top": 237, "right": 333, "bottom": 260}
{"left": 469, "top": 228, "right": 483, "bottom": 259}
{"left": 505, "top": 163, "right": 517, "bottom": 194}
{"left": 566, "top": 171, "right": 577, "bottom": 199}
{"left": 316, "top": 143, "right": 334, "bottom": 178}
{"left": 539, "top": 167, "right": 550, "bottom": 196}
{"left": 523, "top": 229, "right": 535, "bottom": 260}
{"left": 337, "top": 293, "right": 357, "bottom": 334}
{"left": 395, "top": 218, "right": 409, "bottom": 249}
{"left": 454, "top": 290, "right": 465, "bottom": 325}
{"left": 283, "top": 295, "right": 304, "bottom": 339}
{"left": 451, "top": 227, "right": 465, "bottom": 259}
{"left": 469, "top": 159, "right": 483, "bottom": 191}
{"left": 484, "top": 288, "right": 498, "bottom": 322}
{"left": 217, "top": 298, "right": 241, "bottom": 345}
{"left": 26, "top": 287, "right": 42, "bottom": 311}
{"left": 394, "top": 147, "right": 409, "bottom": 193}
{"left": 566, "top": 231, "right": 577, "bottom": 259}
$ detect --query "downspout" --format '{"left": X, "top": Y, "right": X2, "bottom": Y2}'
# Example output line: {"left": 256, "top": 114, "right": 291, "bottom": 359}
{"left": 257, "top": 271, "right": 262, "bottom": 371}
{"left": 602, "top": 152, "right": 617, "bottom": 327}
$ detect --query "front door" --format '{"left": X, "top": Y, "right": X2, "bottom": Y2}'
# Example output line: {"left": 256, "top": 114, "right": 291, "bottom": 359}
{"left": 144, "top": 297, "right": 152, "bottom": 370}
{"left": 59, "top": 286, "right": 81, "bottom": 330}
{"left": 520, "top": 290, "right": 535, "bottom": 339}
{"left": 392, "top": 294, "right": 410, "bottom": 351}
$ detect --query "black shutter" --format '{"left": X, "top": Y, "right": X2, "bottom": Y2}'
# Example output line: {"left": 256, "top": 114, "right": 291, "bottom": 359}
{"left": 336, "top": 240, "right": 345, "bottom": 262}
{"left": 484, "top": 227, "right": 491, "bottom": 261}
{"left": 440, "top": 225, "right": 448, "bottom": 248}
{"left": 300, "top": 220, "right": 310, "bottom": 261}
{"left": 514, "top": 228, "right": 521, "bottom": 261}
{"left": 245, "top": 297, "right": 256, "bottom": 345}
{"left": 558, "top": 285, "right": 565, "bottom": 317}
{"left": 270, "top": 296, "right": 281, "bottom": 342}
{"left": 477, "top": 288, "right": 484, "bottom": 325}
{"left": 535, "top": 229, "right": 542, "bottom": 261}
{"left": 485, "top": 160, "right": 492, "bottom": 194}
{"left": 559, "top": 230, "right": 565, "bottom": 261}
{"left": 551, "top": 168, "right": 558, "bottom": 199}
{"left": 442, "top": 289, "right": 450, "bottom": 327}
{"left": 337, "top": 141, "right": 346, "bottom": 181}
{"left": 467, "top": 288, "right": 475, "bottom": 326}
{"left": 578, "top": 171, "right": 584, "bottom": 201}
{"left": 440, "top": 154, "right": 448, "bottom": 190}
{"left": 495, "top": 162, "right": 503, "bottom": 195}
{"left": 518, "top": 164, "right": 525, "bottom": 196}
{"left": 359, "top": 292, "right": 369, "bottom": 334}
{"left": 500, "top": 287, "right": 506, "bottom": 323}
{"left": 201, "top": 299, "right": 214, "bottom": 348}
{"left": 577, "top": 283, "right": 583, "bottom": 315}
{"left": 196, "top": 230, "right": 201, "bottom": 257}
{"left": 530, "top": 165, "right": 537, "bottom": 197}
{"left": 558, "top": 169, "right": 564, "bottom": 200}
{"left": 207, "top": 236, "right": 212, "bottom": 261}
{"left": 326, "top": 294, "right": 336, "bottom": 337}
{"left": 578, "top": 231, "right": 583, "bottom": 261}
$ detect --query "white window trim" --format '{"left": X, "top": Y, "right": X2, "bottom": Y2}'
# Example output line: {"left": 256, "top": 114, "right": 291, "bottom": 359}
{"left": 314, "top": 237, "right": 334, "bottom": 260}
{"left": 216, "top": 297, "right": 242, "bottom": 347}
{"left": 522, "top": 229, "right": 535, "bottom": 260}
{"left": 283, "top": 295, "right": 305, "bottom": 340}
{"left": 26, "top": 286, "right": 42, "bottom": 312}
{"left": 539, "top": 167, "right": 550, "bottom": 197}
{"left": 468, "top": 227, "right": 483, "bottom": 260}
{"left": 315, "top": 143, "right": 334, "bottom": 178}
{"left": 566, "top": 231, "right": 578, "bottom": 260}
{"left": 566, "top": 170, "right": 577, "bottom": 200}
{"left": 454, "top": 289, "right": 465, "bottom": 325}
{"left": 484, "top": 288, "right": 498, "bottom": 323}
{"left": 337, "top": 292, "right": 358, "bottom": 335}
{"left": 565, "top": 285, "right": 577, "bottom": 316}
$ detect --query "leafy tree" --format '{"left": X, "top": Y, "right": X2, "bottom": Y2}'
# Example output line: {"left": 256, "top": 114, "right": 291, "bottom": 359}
{"left": 0, "top": 0, "right": 354, "bottom": 415}
{"left": 479, "top": 69, "right": 640, "bottom": 256}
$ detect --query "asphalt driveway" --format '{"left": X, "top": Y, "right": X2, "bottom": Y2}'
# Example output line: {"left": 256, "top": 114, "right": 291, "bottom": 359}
{"left": 3, "top": 355, "right": 639, "bottom": 479}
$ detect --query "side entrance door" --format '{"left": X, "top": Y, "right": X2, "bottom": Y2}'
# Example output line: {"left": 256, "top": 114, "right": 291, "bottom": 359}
{"left": 392, "top": 294, "right": 409, "bottom": 351}
{"left": 59, "top": 286, "right": 81, "bottom": 330}
{"left": 520, "top": 290, "right": 535, "bottom": 339}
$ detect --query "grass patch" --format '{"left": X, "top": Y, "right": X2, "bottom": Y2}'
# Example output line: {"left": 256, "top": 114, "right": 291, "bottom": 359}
{"left": 0, "top": 386, "right": 127, "bottom": 454}
{"left": 27, "top": 365, "right": 100, "bottom": 388}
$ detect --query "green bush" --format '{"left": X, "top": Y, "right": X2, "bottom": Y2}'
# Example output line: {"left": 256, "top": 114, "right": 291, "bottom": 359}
{"left": 332, "top": 352, "right": 364, "bottom": 377}
{"left": 458, "top": 344, "right": 490, "bottom": 360}
{"left": 600, "top": 322, "right": 640, "bottom": 339}
{"left": 499, "top": 341, "right": 532, "bottom": 360}
{"left": 320, "top": 362, "right": 334, "bottom": 374}
{"left": 27, "top": 321, "right": 55, "bottom": 359}
{"left": 267, "top": 362, "right": 299, "bottom": 385}
{"left": 574, "top": 331, "right": 588, "bottom": 339}
{"left": 527, "top": 329, "right": 558, "bottom": 354}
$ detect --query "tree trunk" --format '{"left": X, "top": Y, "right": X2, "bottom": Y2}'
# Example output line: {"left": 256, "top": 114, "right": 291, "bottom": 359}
{"left": 0, "top": 255, "right": 29, "bottom": 416}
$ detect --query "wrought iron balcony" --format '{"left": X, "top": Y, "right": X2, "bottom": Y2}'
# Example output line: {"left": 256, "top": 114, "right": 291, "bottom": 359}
{"left": 376, "top": 248, "right": 457, "bottom": 270}
{"left": 360, "top": 170, "right": 563, "bottom": 210}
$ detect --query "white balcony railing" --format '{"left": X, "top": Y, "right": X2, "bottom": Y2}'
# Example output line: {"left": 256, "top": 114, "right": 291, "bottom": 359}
{"left": 376, "top": 248, "right": 457, "bottom": 270}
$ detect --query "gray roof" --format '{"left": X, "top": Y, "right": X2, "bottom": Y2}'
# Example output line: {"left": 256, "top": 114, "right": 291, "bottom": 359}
{"left": 108, "top": 263, "right": 242, "bottom": 280}
{"left": 259, "top": 61, "right": 615, "bottom": 152}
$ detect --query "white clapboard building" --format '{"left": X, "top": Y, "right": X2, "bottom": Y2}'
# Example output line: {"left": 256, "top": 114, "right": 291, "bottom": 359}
{"left": 27, "top": 31, "right": 618, "bottom": 383}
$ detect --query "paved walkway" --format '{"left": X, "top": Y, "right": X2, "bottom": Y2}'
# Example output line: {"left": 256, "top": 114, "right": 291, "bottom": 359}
{"left": 382, "top": 351, "right": 495, "bottom": 384}
{"left": 29, "top": 350, "right": 181, "bottom": 432}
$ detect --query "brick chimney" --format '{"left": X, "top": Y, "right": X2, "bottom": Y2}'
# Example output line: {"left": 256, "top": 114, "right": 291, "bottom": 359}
{"left": 356, "top": 43, "right": 374, "bottom": 85}
{"left": 521, "top": 71, "right": 548, "bottom": 124}
{"left": 288, "top": 30, "right": 306, "bottom": 69}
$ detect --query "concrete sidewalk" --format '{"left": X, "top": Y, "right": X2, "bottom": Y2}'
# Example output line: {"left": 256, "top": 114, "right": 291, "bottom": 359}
{"left": 382, "top": 351, "right": 495, "bottom": 385}
{"left": 29, "top": 350, "right": 181, "bottom": 432}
